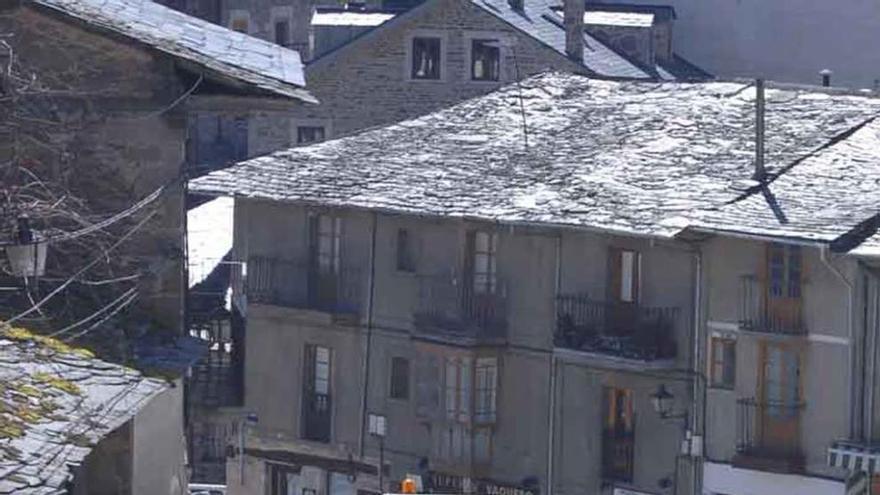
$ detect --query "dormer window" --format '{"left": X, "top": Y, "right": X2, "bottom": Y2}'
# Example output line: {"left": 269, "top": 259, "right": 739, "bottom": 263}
{"left": 411, "top": 37, "right": 441, "bottom": 80}
{"left": 471, "top": 39, "right": 500, "bottom": 81}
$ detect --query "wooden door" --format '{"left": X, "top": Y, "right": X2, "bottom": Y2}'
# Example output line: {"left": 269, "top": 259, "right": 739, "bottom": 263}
{"left": 758, "top": 341, "right": 801, "bottom": 456}
{"left": 765, "top": 243, "right": 803, "bottom": 333}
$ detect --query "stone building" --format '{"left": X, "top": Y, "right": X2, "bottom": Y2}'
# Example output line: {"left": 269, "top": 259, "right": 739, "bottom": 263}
{"left": 191, "top": 72, "right": 880, "bottom": 495}
{"left": 0, "top": 0, "right": 315, "bottom": 492}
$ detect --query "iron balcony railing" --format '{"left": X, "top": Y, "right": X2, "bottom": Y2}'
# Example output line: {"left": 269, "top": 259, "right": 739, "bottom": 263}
{"left": 555, "top": 294, "right": 679, "bottom": 361}
{"left": 246, "top": 256, "right": 363, "bottom": 316}
{"left": 739, "top": 275, "right": 806, "bottom": 335}
{"left": 736, "top": 397, "right": 805, "bottom": 467}
{"left": 302, "top": 391, "right": 332, "bottom": 443}
{"left": 188, "top": 316, "right": 243, "bottom": 408}
{"left": 602, "top": 428, "right": 635, "bottom": 482}
{"left": 414, "top": 274, "right": 508, "bottom": 343}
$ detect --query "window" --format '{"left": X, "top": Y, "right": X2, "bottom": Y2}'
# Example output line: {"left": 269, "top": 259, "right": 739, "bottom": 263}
{"left": 610, "top": 248, "right": 640, "bottom": 303}
{"left": 471, "top": 39, "right": 501, "bottom": 81}
{"left": 473, "top": 427, "right": 493, "bottom": 463}
{"left": 602, "top": 387, "right": 635, "bottom": 482}
{"left": 445, "top": 357, "right": 471, "bottom": 421}
{"left": 312, "top": 214, "right": 341, "bottom": 274}
{"left": 275, "top": 20, "right": 290, "bottom": 46}
{"left": 269, "top": 463, "right": 301, "bottom": 495}
{"left": 396, "top": 228, "right": 416, "bottom": 272}
{"left": 474, "top": 357, "right": 497, "bottom": 423}
{"left": 710, "top": 337, "right": 736, "bottom": 389}
{"left": 768, "top": 243, "right": 802, "bottom": 299}
{"left": 297, "top": 126, "right": 326, "bottom": 145}
{"left": 231, "top": 17, "right": 249, "bottom": 33}
{"left": 411, "top": 37, "right": 441, "bottom": 80}
{"left": 469, "top": 231, "right": 498, "bottom": 295}
{"left": 303, "top": 344, "right": 332, "bottom": 442}
{"left": 390, "top": 357, "right": 410, "bottom": 400}
{"left": 415, "top": 355, "right": 440, "bottom": 416}
{"left": 762, "top": 344, "right": 800, "bottom": 415}
{"left": 438, "top": 423, "right": 469, "bottom": 461}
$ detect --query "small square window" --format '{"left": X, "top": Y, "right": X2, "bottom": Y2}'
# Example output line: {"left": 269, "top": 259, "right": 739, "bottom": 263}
{"left": 471, "top": 39, "right": 500, "bottom": 81}
{"left": 710, "top": 337, "right": 736, "bottom": 389}
{"left": 298, "top": 126, "right": 325, "bottom": 144}
{"left": 231, "top": 17, "right": 249, "bottom": 33}
{"left": 411, "top": 37, "right": 441, "bottom": 80}
{"left": 390, "top": 357, "right": 410, "bottom": 400}
{"left": 396, "top": 228, "right": 416, "bottom": 272}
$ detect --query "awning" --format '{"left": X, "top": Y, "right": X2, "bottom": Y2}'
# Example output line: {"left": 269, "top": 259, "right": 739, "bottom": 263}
{"left": 829, "top": 442, "right": 880, "bottom": 473}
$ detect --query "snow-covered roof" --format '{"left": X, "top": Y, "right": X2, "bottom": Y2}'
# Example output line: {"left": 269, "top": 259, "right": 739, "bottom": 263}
{"left": 471, "top": 0, "right": 651, "bottom": 79}
{"left": 312, "top": 11, "right": 396, "bottom": 27}
{"left": 27, "top": 0, "right": 316, "bottom": 103}
{"left": 188, "top": 197, "right": 234, "bottom": 288}
{"left": 583, "top": 11, "right": 655, "bottom": 27}
{"left": 189, "top": 72, "right": 880, "bottom": 246}
{"left": 0, "top": 327, "right": 167, "bottom": 494}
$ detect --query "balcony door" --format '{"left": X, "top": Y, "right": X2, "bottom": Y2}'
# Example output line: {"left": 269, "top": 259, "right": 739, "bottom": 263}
{"left": 609, "top": 248, "right": 640, "bottom": 335}
{"left": 464, "top": 231, "right": 500, "bottom": 328}
{"left": 602, "top": 387, "right": 635, "bottom": 482}
{"left": 758, "top": 342, "right": 801, "bottom": 455}
{"left": 309, "top": 214, "right": 341, "bottom": 310}
{"left": 764, "top": 243, "right": 802, "bottom": 332}
{"left": 302, "top": 344, "right": 332, "bottom": 442}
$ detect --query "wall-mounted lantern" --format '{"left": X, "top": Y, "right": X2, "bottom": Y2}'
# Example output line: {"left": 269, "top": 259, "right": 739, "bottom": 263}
{"left": 5, "top": 216, "right": 47, "bottom": 277}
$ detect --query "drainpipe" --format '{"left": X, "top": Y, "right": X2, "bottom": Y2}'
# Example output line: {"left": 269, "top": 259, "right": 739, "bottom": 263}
{"left": 690, "top": 247, "right": 704, "bottom": 495}
{"left": 546, "top": 234, "right": 562, "bottom": 495}
{"left": 870, "top": 271, "right": 879, "bottom": 442}
{"left": 821, "top": 246, "right": 856, "bottom": 438}
{"left": 358, "top": 211, "right": 379, "bottom": 457}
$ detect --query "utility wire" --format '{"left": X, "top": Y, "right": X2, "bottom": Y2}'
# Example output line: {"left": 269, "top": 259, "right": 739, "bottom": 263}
{"left": 47, "top": 286, "right": 137, "bottom": 338}
{"left": 3, "top": 210, "right": 157, "bottom": 326}
{"left": 63, "top": 289, "right": 139, "bottom": 342}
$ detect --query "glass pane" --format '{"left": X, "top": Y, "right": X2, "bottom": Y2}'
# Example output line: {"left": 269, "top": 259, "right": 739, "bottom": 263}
{"left": 620, "top": 251, "right": 635, "bottom": 302}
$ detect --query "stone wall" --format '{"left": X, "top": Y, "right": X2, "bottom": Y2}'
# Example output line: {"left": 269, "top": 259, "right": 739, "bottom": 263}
{"left": 300, "top": 0, "right": 587, "bottom": 138}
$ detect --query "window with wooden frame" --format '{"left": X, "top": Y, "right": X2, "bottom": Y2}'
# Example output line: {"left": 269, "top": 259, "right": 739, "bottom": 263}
{"left": 471, "top": 39, "right": 501, "bottom": 81}
{"left": 311, "top": 214, "right": 341, "bottom": 274}
{"left": 468, "top": 231, "right": 498, "bottom": 295}
{"left": 297, "top": 126, "right": 326, "bottom": 145}
{"left": 230, "top": 16, "right": 249, "bottom": 33}
{"left": 768, "top": 243, "right": 802, "bottom": 299}
{"left": 609, "top": 248, "right": 640, "bottom": 304}
{"left": 710, "top": 336, "right": 736, "bottom": 389}
{"left": 396, "top": 228, "right": 416, "bottom": 272}
{"left": 411, "top": 37, "right": 441, "bottom": 80}
{"left": 302, "top": 344, "right": 332, "bottom": 442}
{"left": 602, "top": 386, "right": 635, "bottom": 482}
{"left": 389, "top": 356, "right": 410, "bottom": 400}
{"left": 274, "top": 19, "right": 290, "bottom": 46}
{"left": 444, "top": 357, "right": 471, "bottom": 422}
{"left": 474, "top": 357, "right": 498, "bottom": 423}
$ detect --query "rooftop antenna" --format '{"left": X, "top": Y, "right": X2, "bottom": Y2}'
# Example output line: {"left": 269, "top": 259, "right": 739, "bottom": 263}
{"left": 753, "top": 78, "right": 766, "bottom": 182}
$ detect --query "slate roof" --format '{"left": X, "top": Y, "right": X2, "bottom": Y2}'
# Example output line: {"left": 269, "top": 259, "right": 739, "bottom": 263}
{"left": 27, "top": 0, "right": 317, "bottom": 103}
{"left": 312, "top": 10, "right": 397, "bottom": 26}
{"left": 190, "top": 72, "right": 880, "bottom": 248}
{"left": 0, "top": 327, "right": 167, "bottom": 494}
{"left": 473, "top": 0, "right": 651, "bottom": 79}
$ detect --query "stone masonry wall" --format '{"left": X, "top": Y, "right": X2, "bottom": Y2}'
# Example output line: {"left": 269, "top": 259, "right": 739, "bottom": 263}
{"left": 298, "top": 0, "right": 588, "bottom": 138}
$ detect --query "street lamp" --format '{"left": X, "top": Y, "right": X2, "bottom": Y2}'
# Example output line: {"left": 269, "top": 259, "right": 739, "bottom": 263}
{"left": 369, "top": 413, "right": 387, "bottom": 493}
{"left": 651, "top": 384, "right": 678, "bottom": 419}
{"left": 5, "top": 216, "right": 47, "bottom": 278}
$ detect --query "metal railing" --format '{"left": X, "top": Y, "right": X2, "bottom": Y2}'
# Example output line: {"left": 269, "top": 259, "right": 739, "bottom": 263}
{"left": 602, "top": 428, "right": 635, "bottom": 482}
{"left": 302, "top": 391, "right": 332, "bottom": 443}
{"left": 737, "top": 397, "right": 805, "bottom": 461}
{"left": 246, "top": 256, "right": 363, "bottom": 316}
{"left": 555, "top": 294, "right": 679, "bottom": 361}
{"left": 739, "top": 275, "right": 806, "bottom": 335}
{"left": 414, "top": 274, "right": 508, "bottom": 342}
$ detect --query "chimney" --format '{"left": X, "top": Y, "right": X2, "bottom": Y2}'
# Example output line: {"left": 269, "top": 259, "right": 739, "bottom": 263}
{"left": 820, "top": 69, "right": 832, "bottom": 87}
{"left": 753, "top": 79, "right": 766, "bottom": 181}
{"left": 563, "top": 0, "right": 584, "bottom": 62}
{"left": 508, "top": 0, "right": 523, "bottom": 11}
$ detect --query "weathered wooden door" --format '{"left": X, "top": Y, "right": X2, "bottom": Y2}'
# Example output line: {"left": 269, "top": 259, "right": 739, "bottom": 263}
{"left": 758, "top": 341, "right": 801, "bottom": 456}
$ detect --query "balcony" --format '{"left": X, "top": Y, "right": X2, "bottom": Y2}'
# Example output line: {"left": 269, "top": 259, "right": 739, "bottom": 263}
{"left": 734, "top": 398, "right": 805, "bottom": 474}
{"left": 413, "top": 275, "right": 508, "bottom": 344}
{"left": 188, "top": 316, "right": 243, "bottom": 408}
{"left": 246, "top": 256, "right": 363, "bottom": 317}
{"left": 739, "top": 275, "right": 806, "bottom": 335}
{"left": 302, "top": 391, "right": 332, "bottom": 443}
{"left": 602, "top": 428, "right": 635, "bottom": 482}
{"left": 554, "top": 294, "right": 678, "bottom": 361}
